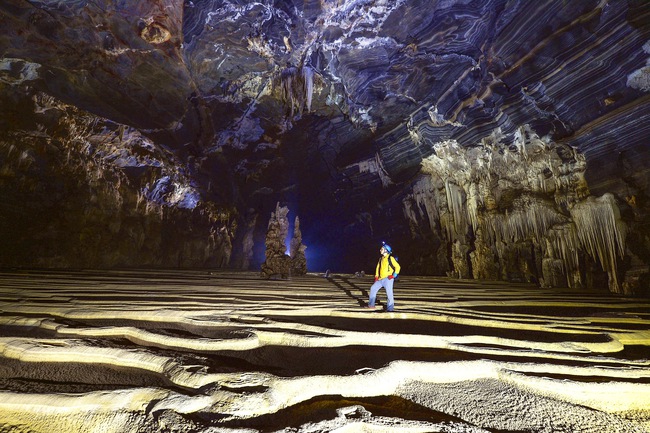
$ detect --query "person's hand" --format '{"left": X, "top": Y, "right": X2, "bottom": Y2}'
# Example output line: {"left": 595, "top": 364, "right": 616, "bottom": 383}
{"left": 374, "top": 276, "right": 379, "bottom": 282}
{"left": 387, "top": 275, "right": 394, "bottom": 280}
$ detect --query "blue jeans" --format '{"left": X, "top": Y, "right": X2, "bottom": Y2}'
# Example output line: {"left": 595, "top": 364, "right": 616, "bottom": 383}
{"left": 368, "top": 278, "right": 395, "bottom": 311}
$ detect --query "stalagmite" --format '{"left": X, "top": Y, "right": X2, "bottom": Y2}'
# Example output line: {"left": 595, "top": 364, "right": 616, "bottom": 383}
{"left": 543, "top": 223, "right": 582, "bottom": 288}
{"left": 261, "top": 202, "right": 291, "bottom": 279}
{"left": 290, "top": 216, "right": 308, "bottom": 276}
{"left": 470, "top": 227, "right": 500, "bottom": 280}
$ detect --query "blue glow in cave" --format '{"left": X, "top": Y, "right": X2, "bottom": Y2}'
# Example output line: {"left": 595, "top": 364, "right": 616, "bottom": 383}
{"left": 304, "top": 243, "right": 329, "bottom": 273}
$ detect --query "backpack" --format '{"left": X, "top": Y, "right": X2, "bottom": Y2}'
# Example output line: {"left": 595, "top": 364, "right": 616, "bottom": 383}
{"left": 377, "top": 254, "right": 399, "bottom": 280}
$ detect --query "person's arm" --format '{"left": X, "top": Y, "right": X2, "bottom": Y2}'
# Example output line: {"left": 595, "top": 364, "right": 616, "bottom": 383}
{"left": 375, "top": 259, "right": 380, "bottom": 281}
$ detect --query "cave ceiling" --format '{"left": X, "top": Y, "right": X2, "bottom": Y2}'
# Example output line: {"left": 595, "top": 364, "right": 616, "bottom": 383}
{"left": 1, "top": 0, "right": 649, "bottom": 274}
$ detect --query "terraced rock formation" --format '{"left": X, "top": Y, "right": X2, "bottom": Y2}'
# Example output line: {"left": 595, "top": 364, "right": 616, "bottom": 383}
{"left": 1, "top": 270, "right": 649, "bottom": 432}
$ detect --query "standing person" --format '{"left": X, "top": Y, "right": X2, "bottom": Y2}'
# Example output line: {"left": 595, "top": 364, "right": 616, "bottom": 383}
{"left": 366, "top": 242, "right": 400, "bottom": 312}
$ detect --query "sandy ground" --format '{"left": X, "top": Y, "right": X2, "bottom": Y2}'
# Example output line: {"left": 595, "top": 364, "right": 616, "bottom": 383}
{"left": 0, "top": 269, "right": 649, "bottom": 433}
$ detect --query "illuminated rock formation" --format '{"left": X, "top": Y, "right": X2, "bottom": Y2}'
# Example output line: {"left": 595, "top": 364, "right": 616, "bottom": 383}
{"left": 0, "top": 270, "right": 649, "bottom": 432}
{"left": 290, "top": 216, "right": 308, "bottom": 276}
{"left": 261, "top": 202, "right": 291, "bottom": 279}
{"left": 402, "top": 127, "right": 633, "bottom": 293}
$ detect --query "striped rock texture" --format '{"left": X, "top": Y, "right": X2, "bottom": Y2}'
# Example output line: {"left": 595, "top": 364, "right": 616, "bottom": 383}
{"left": 0, "top": 1, "right": 649, "bottom": 294}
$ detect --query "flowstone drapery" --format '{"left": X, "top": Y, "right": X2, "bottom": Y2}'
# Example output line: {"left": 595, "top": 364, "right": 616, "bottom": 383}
{"left": 402, "top": 126, "right": 634, "bottom": 294}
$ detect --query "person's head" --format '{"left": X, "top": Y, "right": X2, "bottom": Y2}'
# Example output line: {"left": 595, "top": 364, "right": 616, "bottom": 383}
{"left": 380, "top": 242, "right": 392, "bottom": 256}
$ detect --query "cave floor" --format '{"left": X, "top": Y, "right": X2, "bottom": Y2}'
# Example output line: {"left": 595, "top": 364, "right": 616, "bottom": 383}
{"left": 0, "top": 269, "right": 649, "bottom": 433}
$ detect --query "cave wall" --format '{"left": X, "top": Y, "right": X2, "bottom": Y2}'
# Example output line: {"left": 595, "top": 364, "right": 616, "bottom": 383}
{"left": 0, "top": 89, "right": 235, "bottom": 268}
{"left": 1, "top": 1, "right": 649, "bottom": 295}
{"left": 324, "top": 1, "right": 650, "bottom": 295}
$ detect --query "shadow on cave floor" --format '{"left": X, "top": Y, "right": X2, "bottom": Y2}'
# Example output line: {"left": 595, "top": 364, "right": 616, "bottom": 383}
{"left": 327, "top": 275, "right": 369, "bottom": 307}
{"left": 188, "top": 394, "right": 474, "bottom": 432}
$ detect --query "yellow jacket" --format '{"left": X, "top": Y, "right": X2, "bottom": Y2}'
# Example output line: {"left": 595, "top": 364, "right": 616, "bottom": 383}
{"left": 375, "top": 255, "right": 401, "bottom": 279}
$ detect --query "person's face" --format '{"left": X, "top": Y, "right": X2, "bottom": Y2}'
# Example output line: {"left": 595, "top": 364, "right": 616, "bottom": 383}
{"left": 380, "top": 247, "right": 387, "bottom": 255}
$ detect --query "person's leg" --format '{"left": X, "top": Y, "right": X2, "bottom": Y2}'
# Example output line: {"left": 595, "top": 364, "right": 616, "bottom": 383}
{"left": 368, "top": 280, "right": 383, "bottom": 307}
{"left": 385, "top": 279, "right": 395, "bottom": 311}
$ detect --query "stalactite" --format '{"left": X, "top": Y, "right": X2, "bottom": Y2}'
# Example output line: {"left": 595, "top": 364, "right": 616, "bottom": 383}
{"left": 303, "top": 65, "right": 314, "bottom": 113}
{"left": 1, "top": 91, "right": 229, "bottom": 268}
{"left": 410, "top": 127, "right": 613, "bottom": 291}
{"left": 407, "top": 176, "right": 439, "bottom": 234}
{"left": 135, "top": 191, "right": 144, "bottom": 212}
{"left": 444, "top": 180, "right": 468, "bottom": 240}
{"left": 466, "top": 182, "right": 481, "bottom": 235}
{"left": 280, "top": 65, "right": 313, "bottom": 118}
{"left": 484, "top": 198, "right": 568, "bottom": 245}
{"left": 280, "top": 66, "right": 298, "bottom": 117}
{"left": 570, "top": 193, "right": 627, "bottom": 293}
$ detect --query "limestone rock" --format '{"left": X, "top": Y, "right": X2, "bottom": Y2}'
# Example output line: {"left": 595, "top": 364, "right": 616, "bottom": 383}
{"left": 261, "top": 202, "right": 291, "bottom": 279}
{"left": 0, "top": 1, "right": 648, "bottom": 294}
{"left": 290, "top": 216, "right": 308, "bottom": 276}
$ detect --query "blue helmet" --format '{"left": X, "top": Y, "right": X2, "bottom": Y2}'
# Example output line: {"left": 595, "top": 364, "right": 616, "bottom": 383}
{"left": 382, "top": 242, "right": 392, "bottom": 253}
